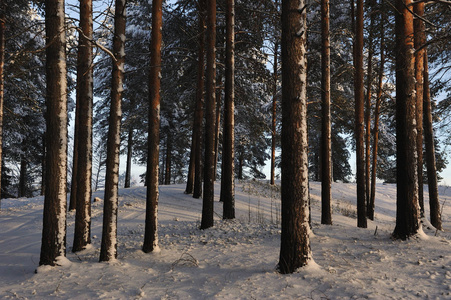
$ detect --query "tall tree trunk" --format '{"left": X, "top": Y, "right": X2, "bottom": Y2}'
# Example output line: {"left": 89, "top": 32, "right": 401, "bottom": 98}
{"left": 142, "top": 0, "right": 162, "bottom": 253}
{"left": 270, "top": 42, "right": 278, "bottom": 186}
{"left": 278, "top": 0, "right": 311, "bottom": 274}
{"left": 124, "top": 127, "right": 133, "bottom": 188}
{"left": 192, "top": 0, "right": 206, "bottom": 199}
{"left": 69, "top": 99, "right": 79, "bottom": 211}
{"left": 18, "top": 152, "right": 27, "bottom": 198}
{"left": 414, "top": 0, "right": 425, "bottom": 217}
{"left": 354, "top": 0, "right": 367, "bottom": 228}
{"left": 423, "top": 54, "right": 442, "bottom": 230}
{"left": 369, "top": 16, "right": 385, "bottom": 221}
{"left": 41, "top": 133, "right": 46, "bottom": 196}
{"left": 0, "top": 0, "right": 5, "bottom": 202}
{"left": 99, "top": 0, "right": 126, "bottom": 261}
{"left": 320, "top": 0, "right": 332, "bottom": 225}
{"left": 365, "top": 0, "right": 375, "bottom": 218}
{"left": 164, "top": 134, "right": 172, "bottom": 185}
{"left": 200, "top": 0, "right": 216, "bottom": 230}
{"left": 220, "top": 0, "right": 235, "bottom": 219}
{"left": 40, "top": 0, "right": 68, "bottom": 266}
{"left": 392, "top": 0, "right": 420, "bottom": 240}
{"left": 214, "top": 72, "right": 222, "bottom": 182}
{"left": 73, "top": 0, "right": 93, "bottom": 253}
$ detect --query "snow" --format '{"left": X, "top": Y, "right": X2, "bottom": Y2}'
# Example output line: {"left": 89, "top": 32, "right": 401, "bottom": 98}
{"left": 0, "top": 180, "right": 450, "bottom": 299}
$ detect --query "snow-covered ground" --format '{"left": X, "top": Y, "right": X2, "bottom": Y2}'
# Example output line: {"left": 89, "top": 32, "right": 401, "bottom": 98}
{"left": 0, "top": 180, "right": 450, "bottom": 299}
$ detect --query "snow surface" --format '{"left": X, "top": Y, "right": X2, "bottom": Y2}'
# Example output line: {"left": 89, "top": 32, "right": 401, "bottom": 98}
{"left": 0, "top": 180, "right": 450, "bottom": 299}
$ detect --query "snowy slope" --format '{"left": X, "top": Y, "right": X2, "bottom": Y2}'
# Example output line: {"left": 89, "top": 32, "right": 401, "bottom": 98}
{"left": 0, "top": 181, "right": 450, "bottom": 299}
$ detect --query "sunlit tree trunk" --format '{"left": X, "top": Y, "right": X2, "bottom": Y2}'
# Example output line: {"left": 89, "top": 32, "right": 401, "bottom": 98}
{"left": 392, "top": 0, "right": 420, "bottom": 240}
{"left": 278, "top": 0, "right": 311, "bottom": 274}
{"left": 320, "top": 0, "right": 332, "bottom": 225}
{"left": 200, "top": 0, "right": 216, "bottom": 230}
{"left": 40, "top": 0, "right": 68, "bottom": 266}
{"left": 423, "top": 54, "right": 442, "bottom": 230}
{"left": 99, "top": 0, "right": 126, "bottom": 261}
{"left": 220, "top": 0, "right": 235, "bottom": 219}
{"left": 73, "top": 0, "right": 93, "bottom": 252}
{"left": 142, "top": 0, "right": 163, "bottom": 253}
{"left": 354, "top": 0, "right": 367, "bottom": 228}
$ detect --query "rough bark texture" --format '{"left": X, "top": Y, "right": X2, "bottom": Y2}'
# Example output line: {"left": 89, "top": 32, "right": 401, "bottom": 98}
{"left": 0, "top": 0, "right": 4, "bottom": 201}
{"left": 124, "top": 127, "right": 133, "bottom": 188}
{"left": 40, "top": 0, "right": 68, "bottom": 266}
{"left": 100, "top": 0, "right": 126, "bottom": 261}
{"left": 320, "top": 0, "right": 332, "bottom": 225}
{"left": 201, "top": 0, "right": 216, "bottom": 230}
{"left": 220, "top": 0, "right": 235, "bottom": 219}
{"left": 278, "top": 0, "right": 311, "bottom": 274}
{"left": 192, "top": 0, "right": 206, "bottom": 199}
{"left": 369, "top": 19, "right": 385, "bottom": 221}
{"left": 414, "top": 0, "right": 425, "bottom": 216}
{"left": 270, "top": 42, "right": 278, "bottom": 186}
{"left": 392, "top": 0, "right": 420, "bottom": 240}
{"left": 423, "top": 54, "right": 442, "bottom": 230}
{"left": 354, "top": 0, "right": 367, "bottom": 228}
{"left": 142, "top": 0, "right": 162, "bottom": 253}
{"left": 73, "top": 0, "right": 93, "bottom": 252}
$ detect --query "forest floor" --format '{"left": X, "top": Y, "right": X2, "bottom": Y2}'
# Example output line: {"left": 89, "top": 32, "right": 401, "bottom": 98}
{"left": 0, "top": 180, "right": 450, "bottom": 299}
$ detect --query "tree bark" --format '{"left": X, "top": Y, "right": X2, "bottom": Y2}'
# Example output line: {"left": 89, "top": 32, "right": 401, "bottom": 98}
{"left": 100, "top": 0, "right": 126, "bottom": 261}
{"left": 200, "top": 0, "right": 216, "bottom": 230}
{"left": 392, "top": 0, "right": 420, "bottom": 240}
{"left": 40, "top": 0, "right": 68, "bottom": 266}
{"left": 423, "top": 53, "right": 442, "bottom": 230}
{"left": 124, "top": 126, "right": 133, "bottom": 188}
{"left": 320, "top": 0, "right": 332, "bottom": 225}
{"left": 270, "top": 42, "right": 278, "bottom": 186}
{"left": 69, "top": 98, "right": 79, "bottom": 211}
{"left": 278, "top": 0, "right": 311, "bottom": 274}
{"left": 192, "top": 0, "right": 206, "bottom": 199}
{"left": 414, "top": 0, "right": 425, "bottom": 217}
{"left": 142, "top": 0, "right": 163, "bottom": 253}
{"left": 220, "top": 0, "right": 235, "bottom": 220}
{"left": 369, "top": 17, "right": 385, "bottom": 221}
{"left": 214, "top": 72, "right": 222, "bottom": 182}
{"left": 73, "top": 0, "right": 93, "bottom": 253}
{"left": 354, "top": 0, "right": 367, "bottom": 228}
{"left": 0, "top": 0, "right": 5, "bottom": 201}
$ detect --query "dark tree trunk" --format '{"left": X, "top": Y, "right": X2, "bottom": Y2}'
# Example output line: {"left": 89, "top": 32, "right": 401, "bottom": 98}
{"left": 320, "top": 0, "right": 332, "bottom": 225}
{"left": 0, "top": 0, "right": 4, "bottom": 201}
{"left": 124, "top": 127, "right": 133, "bottom": 188}
{"left": 73, "top": 0, "right": 93, "bottom": 253}
{"left": 278, "top": 0, "right": 311, "bottom": 274}
{"left": 200, "top": 0, "right": 216, "bottom": 230}
{"left": 40, "top": 0, "right": 68, "bottom": 266}
{"left": 192, "top": 0, "right": 206, "bottom": 199}
{"left": 18, "top": 153, "right": 27, "bottom": 198}
{"left": 369, "top": 18, "right": 385, "bottom": 221}
{"left": 100, "top": 0, "right": 126, "bottom": 261}
{"left": 220, "top": 0, "right": 235, "bottom": 219}
{"left": 423, "top": 54, "right": 442, "bottom": 230}
{"left": 414, "top": 0, "right": 425, "bottom": 217}
{"left": 354, "top": 0, "right": 367, "bottom": 228}
{"left": 142, "top": 0, "right": 162, "bottom": 253}
{"left": 164, "top": 134, "right": 172, "bottom": 185}
{"left": 270, "top": 42, "right": 278, "bottom": 186}
{"left": 392, "top": 0, "right": 420, "bottom": 240}
{"left": 41, "top": 133, "right": 46, "bottom": 196}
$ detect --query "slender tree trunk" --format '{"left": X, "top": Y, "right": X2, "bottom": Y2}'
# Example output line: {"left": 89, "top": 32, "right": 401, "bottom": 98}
{"left": 142, "top": 0, "right": 162, "bottom": 253}
{"left": 124, "top": 127, "right": 133, "bottom": 188}
{"left": 270, "top": 42, "right": 278, "bottom": 186}
{"left": 69, "top": 99, "right": 79, "bottom": 211}
{"left": 40, "top": 0, "right": 68, "bottom": 266}
{"left": 185, "top": 130, "right": 195, "bottom": 193}
{"left": 192, "top": 0, "right": 206, "bottom": 199}
{"left": 423, "top": 53, "right": 442, "bottom": 230}
{"left": 369, "top": 17, "right": 385, "bottom": 221}
{"left": 392, "top": 0, "right": 420, "bottom": 240}
{"left": 365, "top": 1, "right": 375, "bottom": 218}
{"left": 0, "top": 0, "right": 5, "bottom": 201}
{"left": 414, "top": 0, "right": 425, "bottom": 217}
{"left": 320, "top": 0, "right": 332, "bottom": 225}
{"left": 99, "top": 0, "right": 126, "bottom": 261}
{"left": 354, "top": 0, "right": 367, "bottom": 228}
{"left": 214, "top": 73, "right": 222, "bottom": 182}
{"left": 278, "top": 0, "right": 311, "bottom": 274}
{"left": 200, "top": 0, "right": 216, "bottom": 230}
{"left": 220, "top": 0, "right": 235, "bottom": 219}
{"left": 164, "top": 134, "right": 172, "bottom": 185}
{"left": 41, "top": 133, "right": 46, "bottom": 196}
{"left": 18, "top": 152, "right": 27, "bottom": 198}
{"left": 73, "top": 0, "right": 93, "bottom": 253}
